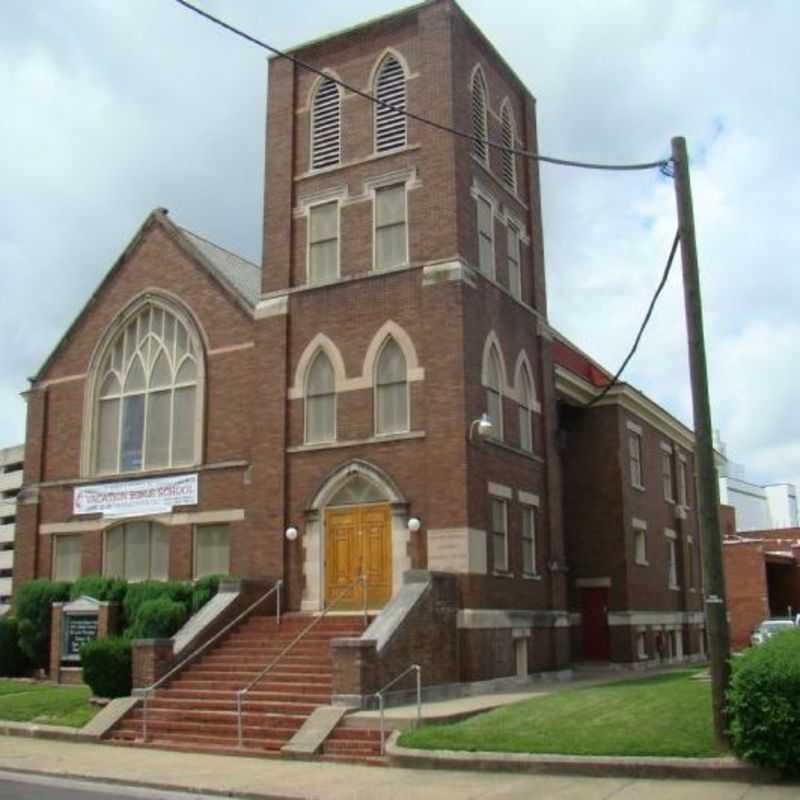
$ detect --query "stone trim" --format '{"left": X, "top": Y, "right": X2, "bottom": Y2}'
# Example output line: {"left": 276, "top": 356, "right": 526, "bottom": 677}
{"left": 517, "top": 490, "right": 540, "bottom": 507}
{"left": 40, "top": 508, "right": 245, "bottom": 535}
{"left": 427, "top": 528, "right": 487, "bottom": 575}
{"left": 207, "top": 341, "right": 256, "bottom": 356}
{"left": 575, "top": 577, "right": 611, "bottom": 588}
{"left": 607, "top": 610, "right": 705, "bottom": 627}
{"left": 632, "top": 517, "right": 648, "bottom": 530}
{"left": 487, "top": 481, "right": 512, "bottom": 499}
{"left": 457, "top": 609, "right": 571, "bottom": 629}
{"left": 287, "top": 431, "right": 425, "bottom": 453}
{"left": 255, "top": 295, "right": 289, "bottom": 319}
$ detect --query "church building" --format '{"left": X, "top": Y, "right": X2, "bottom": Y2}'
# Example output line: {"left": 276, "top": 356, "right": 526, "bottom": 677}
{"left": 14, "top": 0, "right": 704, "bottom": 699}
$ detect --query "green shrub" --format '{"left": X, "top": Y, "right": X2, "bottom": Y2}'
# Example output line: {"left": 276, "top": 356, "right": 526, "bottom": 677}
{"left": 80, "top": 637, "right": 132, "bottom": 698}
{"left": 727, "top": 629, "right": 800, "bottom": 775}
{"left": 0, "top": 616, "right": 30, "bottom": 676}
{"left": 69, "top": 575, "right": 127, "bottom": 604}
{"left": 127, "top": 597, "right": 188, "bottom": 640}
{"left": 15, "top": 579, "right": 72, "bottom": 668}
{"left": 191, "top": 574, "right": 224, "bottom": 614}
{"left": 122, "top": 581, "right": 191, "bottom": 633}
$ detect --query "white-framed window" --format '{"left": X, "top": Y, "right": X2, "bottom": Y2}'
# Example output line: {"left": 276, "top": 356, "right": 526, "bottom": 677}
{"left": 311, "top": 76, "right": 341, "bottom": 170}
{"left": 104, "top": 522, "right": 169, "bottom": 581}
{"left": 470, "top": 66, "right": 489, "bottom": 164}
{"left": 374, "top": 55, "right": 406, "bottom": 152}
{"left": 507, "top": 222, "right": 521, "bottom": 300}
{"left": 678, "top": 457, "right": 689, "bottom": 507}
{"left": 194, "top": 524, "right": 230, "bottom": 579}
{"left": 477, "top": 194, "right": 495, "bottom": 277}
{"left": 374, "top": 183, "right": 407, "bottom": 270}
{"left": 667, "top": 537, "right": 679, "bottom": 589}
{"left": 491, "top": 497, "right": 508, "bottom": 572}
{"left": 485, "top": 345, "right": 503, "bottom": 441}
{"left": 634, "top": 523, "right": 648, "bottom": 566}
{"left": 305, "top": 350, "right": 336, "bottom": 443}
{"left": 500, "top": 100, "right": 517, "bottom": 192}
{"left": 662, "top": 447, "right": 675, "bottom": 502}
{"left": 637, "top": 630, "right": 648, "bottom": 660}
{"left": 375, "top": 338, "right": 409, "bottom": 434}
{"left": 518, "top": 363, "right": 534, "bottom": 452}
{"left": 687, "top": 537, "right": 695, "bottom": 590}
{"left": 521, "top": 505, "right": 536, "bottom": 575}
{"left": 629, "top": 430, "right": 644, "bottom": 488}
{"left": 93, "top": 302, "right": 201, "bottom": 475}
{"left": 308, "top": 201, "right": 339, "bottom": 284}
{"left": 52, "top": 534, "right": 82, "bottom": 581}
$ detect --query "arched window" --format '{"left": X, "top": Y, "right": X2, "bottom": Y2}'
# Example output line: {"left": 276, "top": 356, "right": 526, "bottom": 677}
{"left": 485, "top": 345, "right": 503, "bottom": 440}
{"left": 375, "top": 55, "right": 406, "bottom": 152}
{"left": 375, "top": 338, "right": 408, "bottom": 434}
{"left": 518, "top": 363, "right": 534, "bottom": 452}
{"left": 306, "top": 350, "right": 336, "bottom": 443}
{"left": 471, "top": 67, "right": 488, "bottom": 164}
{"left": 93, "top": 302, "right": 202, "bottom": 474}
{"left": 311, "top": 76, "right": 341, "bottom": 170}
{"left": 500, "top": 101, "right": 517, "bottom": 192}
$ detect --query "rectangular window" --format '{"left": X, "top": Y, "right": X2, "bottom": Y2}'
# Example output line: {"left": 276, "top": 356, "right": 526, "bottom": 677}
{"left": 635, "top": 528, "right": 647, "bottom": 565}
{"left": 637, "top": 631, "right": 648, "bottom": 660}
{"left": 687, "top": 540, "right": 695, "bottom": 589}
{"left": 507, "top": 223, "right": 521, "bottom": 299}
{"left": 662, "top": 449, "right": 675, "bottom": 502}
{"left": 629, "top": 432, "right": 643, "bottom": 488}
{"left": 308, "top": 201, "right": 339, "bottom": 284}
{"left": 104, "top": 523, "right": 169, "bottom": 581}
{"left": 667, "top": 539, "right": 678, "bottom": 589}
{"left": 519, "top": 404, "right": 532, "bottom": 452}
{"left": 195, "top": 524, "right": 230, "bottom": 579}
{"left": 477, "top": 195, "right": 494, "bottom": 277}
{"left": 491, "top": 498, "right": 508, "bottom": 572}
{"left": 522, "top": 506, "right": 536, "bottom": 575}
{"left": 375, "top": 184, "right": 407, "bottom": 270}
{"left": 678, "top": 458, "right": 689, "bottom": 507}
{"left": 53, "top": 535, "right": 82, "bottom": 581}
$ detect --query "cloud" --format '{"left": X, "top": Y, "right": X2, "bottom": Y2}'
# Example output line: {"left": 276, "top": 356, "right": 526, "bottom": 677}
{"left": 1, "top": 0, "right": 798, "bottom": 498}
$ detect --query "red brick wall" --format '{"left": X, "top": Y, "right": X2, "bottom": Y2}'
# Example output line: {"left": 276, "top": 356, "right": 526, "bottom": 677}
{"left": 723, "top": 540, "right": 769, "bottom": 649}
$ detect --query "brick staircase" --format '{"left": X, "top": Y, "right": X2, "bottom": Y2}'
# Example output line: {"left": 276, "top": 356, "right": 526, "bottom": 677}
{"left": 107, "top": 613, "right": 385, "bottom": 763}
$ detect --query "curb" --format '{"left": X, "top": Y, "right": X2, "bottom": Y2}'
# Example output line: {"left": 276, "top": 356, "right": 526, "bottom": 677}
{"left": 384, "top": 731, "right": 779, "bottom": 783}
{"left": 0, "top": 720, "right": 94, "bottom": 743}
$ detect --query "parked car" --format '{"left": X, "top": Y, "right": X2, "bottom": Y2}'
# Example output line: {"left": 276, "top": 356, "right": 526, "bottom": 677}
{"left": 750, "top": 618, "right": 796, "bottom": 646}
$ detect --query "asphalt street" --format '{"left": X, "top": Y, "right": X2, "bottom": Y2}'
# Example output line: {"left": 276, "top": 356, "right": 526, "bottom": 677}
{"left": 0, "top": 771, "right": 250, "bottom": 800}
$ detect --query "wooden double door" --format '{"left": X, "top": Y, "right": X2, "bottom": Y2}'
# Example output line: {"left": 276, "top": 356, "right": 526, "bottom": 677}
{"left": 325, "top": 504, "right": 392, "bottom": 609}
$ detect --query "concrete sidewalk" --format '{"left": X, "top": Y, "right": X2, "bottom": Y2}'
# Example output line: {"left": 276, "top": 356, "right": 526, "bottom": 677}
{"left": 0, "top": 737, "right": 796, "bottom": 800}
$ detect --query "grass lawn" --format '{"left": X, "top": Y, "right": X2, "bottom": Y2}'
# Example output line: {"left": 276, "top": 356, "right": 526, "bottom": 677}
{"left": 0, "top": 680, "right": 100, "bottom": 728}
{"left": 399, "top": 670, "right": 725, "bottom": 758}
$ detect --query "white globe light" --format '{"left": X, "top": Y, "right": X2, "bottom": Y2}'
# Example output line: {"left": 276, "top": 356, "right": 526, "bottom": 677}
{"left": 407, "top": 517, "right": 421, "bottom": 532}
{"left": 285, "top": 526, "right": 299, "bottom": 541}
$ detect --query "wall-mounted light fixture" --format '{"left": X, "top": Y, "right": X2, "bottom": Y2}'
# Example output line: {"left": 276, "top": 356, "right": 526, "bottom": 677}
{"left": 407, "top": 516, "right": 422, "bottom": 533}
{"left": 285, "top": 526, "right": 299, "bottom": 542}
{"left": 469, "top": 413, "right": 493, "bottom": 441}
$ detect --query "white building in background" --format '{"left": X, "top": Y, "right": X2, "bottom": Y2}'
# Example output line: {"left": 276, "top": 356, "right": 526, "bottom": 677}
{"left": 716, "top": 434, "right": 799, "bottom": 532}
{"left": 765, "top": 484, "right": 799, "bottom": 530}
{"left": 0, "top": 444, "right": 23, "bottom": 615}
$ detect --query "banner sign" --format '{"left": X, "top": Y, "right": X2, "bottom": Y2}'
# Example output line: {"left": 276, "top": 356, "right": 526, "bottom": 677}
{"left": 73, "top": 473, "right": 198, "bottom": 517}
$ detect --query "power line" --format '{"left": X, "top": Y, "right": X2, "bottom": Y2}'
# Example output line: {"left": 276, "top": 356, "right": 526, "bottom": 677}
{"left": 586, "top": 230, "right": 681, "bottom": 407}
{"left": 172, "top": 0, "right": 670, "bottom": 173}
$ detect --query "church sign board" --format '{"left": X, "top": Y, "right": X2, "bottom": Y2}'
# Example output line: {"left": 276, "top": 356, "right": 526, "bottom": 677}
{"left": 73, "top": 473, "right": 198, "bottom": 517}
{"left": 61, "top": 596, "right": 101, "bottom": 664}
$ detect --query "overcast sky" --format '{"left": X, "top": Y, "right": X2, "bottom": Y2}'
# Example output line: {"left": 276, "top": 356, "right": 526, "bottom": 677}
{"left": 2, "top": 0, "right": 798, "bottom": 492}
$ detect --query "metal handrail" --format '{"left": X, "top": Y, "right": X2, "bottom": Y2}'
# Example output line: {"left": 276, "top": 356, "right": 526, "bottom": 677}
{"left": 375, "top": 664, "right": 421, "bottom": 755}
{"left": 142, "top": 579, "right": 282, "bottom": 742}
{"left": 236, "top": 573, "right": 368, "bottom": 747}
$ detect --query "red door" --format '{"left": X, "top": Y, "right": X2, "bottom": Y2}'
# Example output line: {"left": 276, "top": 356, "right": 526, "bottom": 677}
{"left": 581, "top": 588, "right": 611, "bottom": 660}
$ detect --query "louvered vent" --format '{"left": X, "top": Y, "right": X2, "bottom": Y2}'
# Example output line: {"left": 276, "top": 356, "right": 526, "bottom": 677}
{"left": 471, "top": 70, "right": 488, "bottom": 163}
{"left": 501, "top": 104, "right": 517, "bottom": 191}
{"left": 312, "top": 77, "right": 341, "bottom": 170}
{"left": 375, "top": 56, "right": 407, "bottom": 152}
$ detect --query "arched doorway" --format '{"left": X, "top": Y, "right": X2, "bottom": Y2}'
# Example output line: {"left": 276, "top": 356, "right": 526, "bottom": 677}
{"left": 301, "top": 461, "right": 410, "bottom": 612}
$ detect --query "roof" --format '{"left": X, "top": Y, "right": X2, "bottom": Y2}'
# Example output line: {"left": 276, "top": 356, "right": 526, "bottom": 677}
{"left": 178, "top": 228, "right": 261, "bottom": 307}
{"left": 31, "top": 210, "right": 261, "bottom": 383}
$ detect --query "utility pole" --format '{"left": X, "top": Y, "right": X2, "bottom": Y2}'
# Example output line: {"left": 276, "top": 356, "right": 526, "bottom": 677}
{"left": 671, "top": 136, "right": 731, "bottom": 745}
